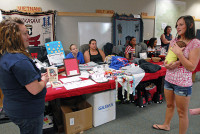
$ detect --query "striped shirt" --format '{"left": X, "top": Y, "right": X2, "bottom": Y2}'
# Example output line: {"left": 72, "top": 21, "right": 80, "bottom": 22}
{"left": 125, "top": 45, "right": 135, "bottom": 58}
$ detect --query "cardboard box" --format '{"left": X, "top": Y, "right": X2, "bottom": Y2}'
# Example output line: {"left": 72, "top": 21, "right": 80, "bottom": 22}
{"left": 86, "top": 89, "right": 116, "bottom": 127}
{"left": 61, "top": 101, "right": 92, "bottom": 134}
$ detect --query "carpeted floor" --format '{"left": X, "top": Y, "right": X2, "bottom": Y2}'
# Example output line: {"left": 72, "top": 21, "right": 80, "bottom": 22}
{"left": 1, "top": 73, "right": 200, "bottom": 134}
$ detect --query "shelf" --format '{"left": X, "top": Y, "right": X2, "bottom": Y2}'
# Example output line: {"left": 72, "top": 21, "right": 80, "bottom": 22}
{"left": 57, "top": 12, "right": 200, "bottom": 21}
{"left": 141, "top": 15, "right": 155, "bottom": 19}
{"left": 57, "top": 12, "right": 155, "bottom": 19}
{"left": 57, "top": 12, "right": 113, "bottom": 17}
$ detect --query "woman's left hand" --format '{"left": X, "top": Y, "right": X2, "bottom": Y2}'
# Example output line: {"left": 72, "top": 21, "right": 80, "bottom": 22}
{"left": 164, "top": 60, "right": 181, "bottom": 70}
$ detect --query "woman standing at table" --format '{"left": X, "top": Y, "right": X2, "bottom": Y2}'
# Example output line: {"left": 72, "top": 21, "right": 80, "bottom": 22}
{"left": 84, "top": 39, "right": 106, "bottom": 63}
{"left": 0, "top": 18, "right": 49, "bottom": 134}
{"left": 153, "top": 15, "right": 200, "bottom": 134}
{"left": 66, "top": 44, "right": 85, "bottom": 64}
{"left": 160, "top": 25, "right": 173, "bottom": 51}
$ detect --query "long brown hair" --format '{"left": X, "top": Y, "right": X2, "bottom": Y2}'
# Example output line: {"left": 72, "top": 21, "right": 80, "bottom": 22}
{"left": 0, "top": 18, "right": 30, "bottom": 57}
{"left": 175, "top": 15, "right": 195, "bottom": 40}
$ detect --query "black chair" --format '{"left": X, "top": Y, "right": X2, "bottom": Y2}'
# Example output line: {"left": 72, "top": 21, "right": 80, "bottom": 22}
{"left": 80, "top": 44, "right": 89, "bottom": 54}
{"left": 103, "top": 42, "right": 113, "bottom": 56}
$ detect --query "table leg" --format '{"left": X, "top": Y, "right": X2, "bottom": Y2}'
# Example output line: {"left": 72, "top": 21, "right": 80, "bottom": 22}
{"left": 153, "top": 76, "right": 164, "bottom": 95}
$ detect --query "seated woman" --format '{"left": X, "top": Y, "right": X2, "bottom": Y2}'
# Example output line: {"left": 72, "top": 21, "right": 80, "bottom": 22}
{"left": 66, "top": 44, "right": 85, "bottom": 64}
{"left": 125, "top": 36, "right": 147, "bottom": 60}
{"left": 147, "top": 38, "right": 157, "bottom": 52}
{"left": 84, "top": 39, "right": 106, "bottom": 63}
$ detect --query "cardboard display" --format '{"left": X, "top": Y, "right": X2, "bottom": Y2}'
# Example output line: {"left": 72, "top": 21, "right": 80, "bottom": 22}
{"left": 63, "top": 58, "right": 80, "bottom": 77}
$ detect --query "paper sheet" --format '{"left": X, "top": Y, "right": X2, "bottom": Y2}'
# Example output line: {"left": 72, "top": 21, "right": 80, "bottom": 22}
{"left": 63, "top": 79, "right": 96, "bottom": 90}
{"left": 60, "top": 76, "right": 81, "bottom": 83}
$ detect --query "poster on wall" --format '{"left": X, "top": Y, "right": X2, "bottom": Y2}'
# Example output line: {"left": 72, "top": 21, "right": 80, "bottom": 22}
{"left": 0, "top": 10, "right": 56, "bottom": 46}
{"left": 112, "top": 14, "right": 143, "bottom": 55}
{"left": 113, "top": 14, "right": 143, "bottom": 46}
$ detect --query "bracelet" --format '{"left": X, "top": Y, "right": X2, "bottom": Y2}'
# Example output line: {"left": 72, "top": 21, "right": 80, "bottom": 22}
{"left": 41, "top": 80, "right": 46, "bottom": 86}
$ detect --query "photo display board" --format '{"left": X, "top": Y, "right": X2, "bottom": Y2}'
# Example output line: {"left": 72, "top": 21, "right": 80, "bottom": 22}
{"left": 63, "top": 58, "right": 80, "bottom": 77}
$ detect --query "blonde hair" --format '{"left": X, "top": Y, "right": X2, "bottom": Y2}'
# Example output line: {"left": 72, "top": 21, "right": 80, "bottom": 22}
{"left": 0, "top": 17, "right": 30, "bottom": 57}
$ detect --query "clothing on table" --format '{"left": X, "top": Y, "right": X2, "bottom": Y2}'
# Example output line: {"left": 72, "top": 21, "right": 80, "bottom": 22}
{"left": 161, "top": 33, "right": 172, "bottom": 51}
{"left": 165, "top": 38, "right": 200, "bottom": 87}
{"left": 0, "top": 53, "right": 46, "bottom": 119}
{"left": 89, "top": 48, "right": 103, "bottom": 63}
{"left": 66, "top": 52, "right": 85, "bottom": 64}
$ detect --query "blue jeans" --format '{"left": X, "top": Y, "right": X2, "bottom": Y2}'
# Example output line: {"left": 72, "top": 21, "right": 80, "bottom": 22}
{"left": 164, "top": 80, "right": 192, "bottom": 97}
{"left": 9, "top": 114, "right": 44, "bottom": 134}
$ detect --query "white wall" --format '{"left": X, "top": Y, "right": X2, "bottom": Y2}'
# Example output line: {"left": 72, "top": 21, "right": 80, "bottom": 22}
{"left": 185, "top": 0, "right": 200, "bottom": 32}
{"left": 0, "top": 0, "right": 156, "bottom": 52}
{"left": 1, "top": 0, "right": 200, "bottom": 52}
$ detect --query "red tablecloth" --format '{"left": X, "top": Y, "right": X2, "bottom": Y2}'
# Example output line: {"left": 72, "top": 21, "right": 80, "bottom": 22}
{"left": 45, "top": 63, "right": 167, "bottom": 102}
{"left": 109, "top": 66, "right": 166, "bottom": 89}
{"left": 45, "top": 76, "right": 112, "bottom": 101}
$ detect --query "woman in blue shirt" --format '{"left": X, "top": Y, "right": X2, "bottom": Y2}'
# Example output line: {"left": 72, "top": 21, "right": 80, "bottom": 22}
{"left": 66, "top": 44, "right": 85, "bottom": 64}
{"left": 0, "top": 18, "right": 49, "bottom": 134}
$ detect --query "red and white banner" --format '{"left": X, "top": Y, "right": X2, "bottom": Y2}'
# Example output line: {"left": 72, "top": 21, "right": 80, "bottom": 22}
{"left": 1, "top": 10, "right": 56, "bottom": 46}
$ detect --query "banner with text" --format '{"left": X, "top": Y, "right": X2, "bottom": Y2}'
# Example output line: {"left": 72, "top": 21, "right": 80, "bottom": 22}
{"left": 1, "top": 10, "right": 56, "bottom": 46}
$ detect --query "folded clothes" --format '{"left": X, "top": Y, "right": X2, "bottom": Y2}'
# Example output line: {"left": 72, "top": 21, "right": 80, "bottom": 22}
{"left": 138, "top": 59, "right": 161, "bottom": 73}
